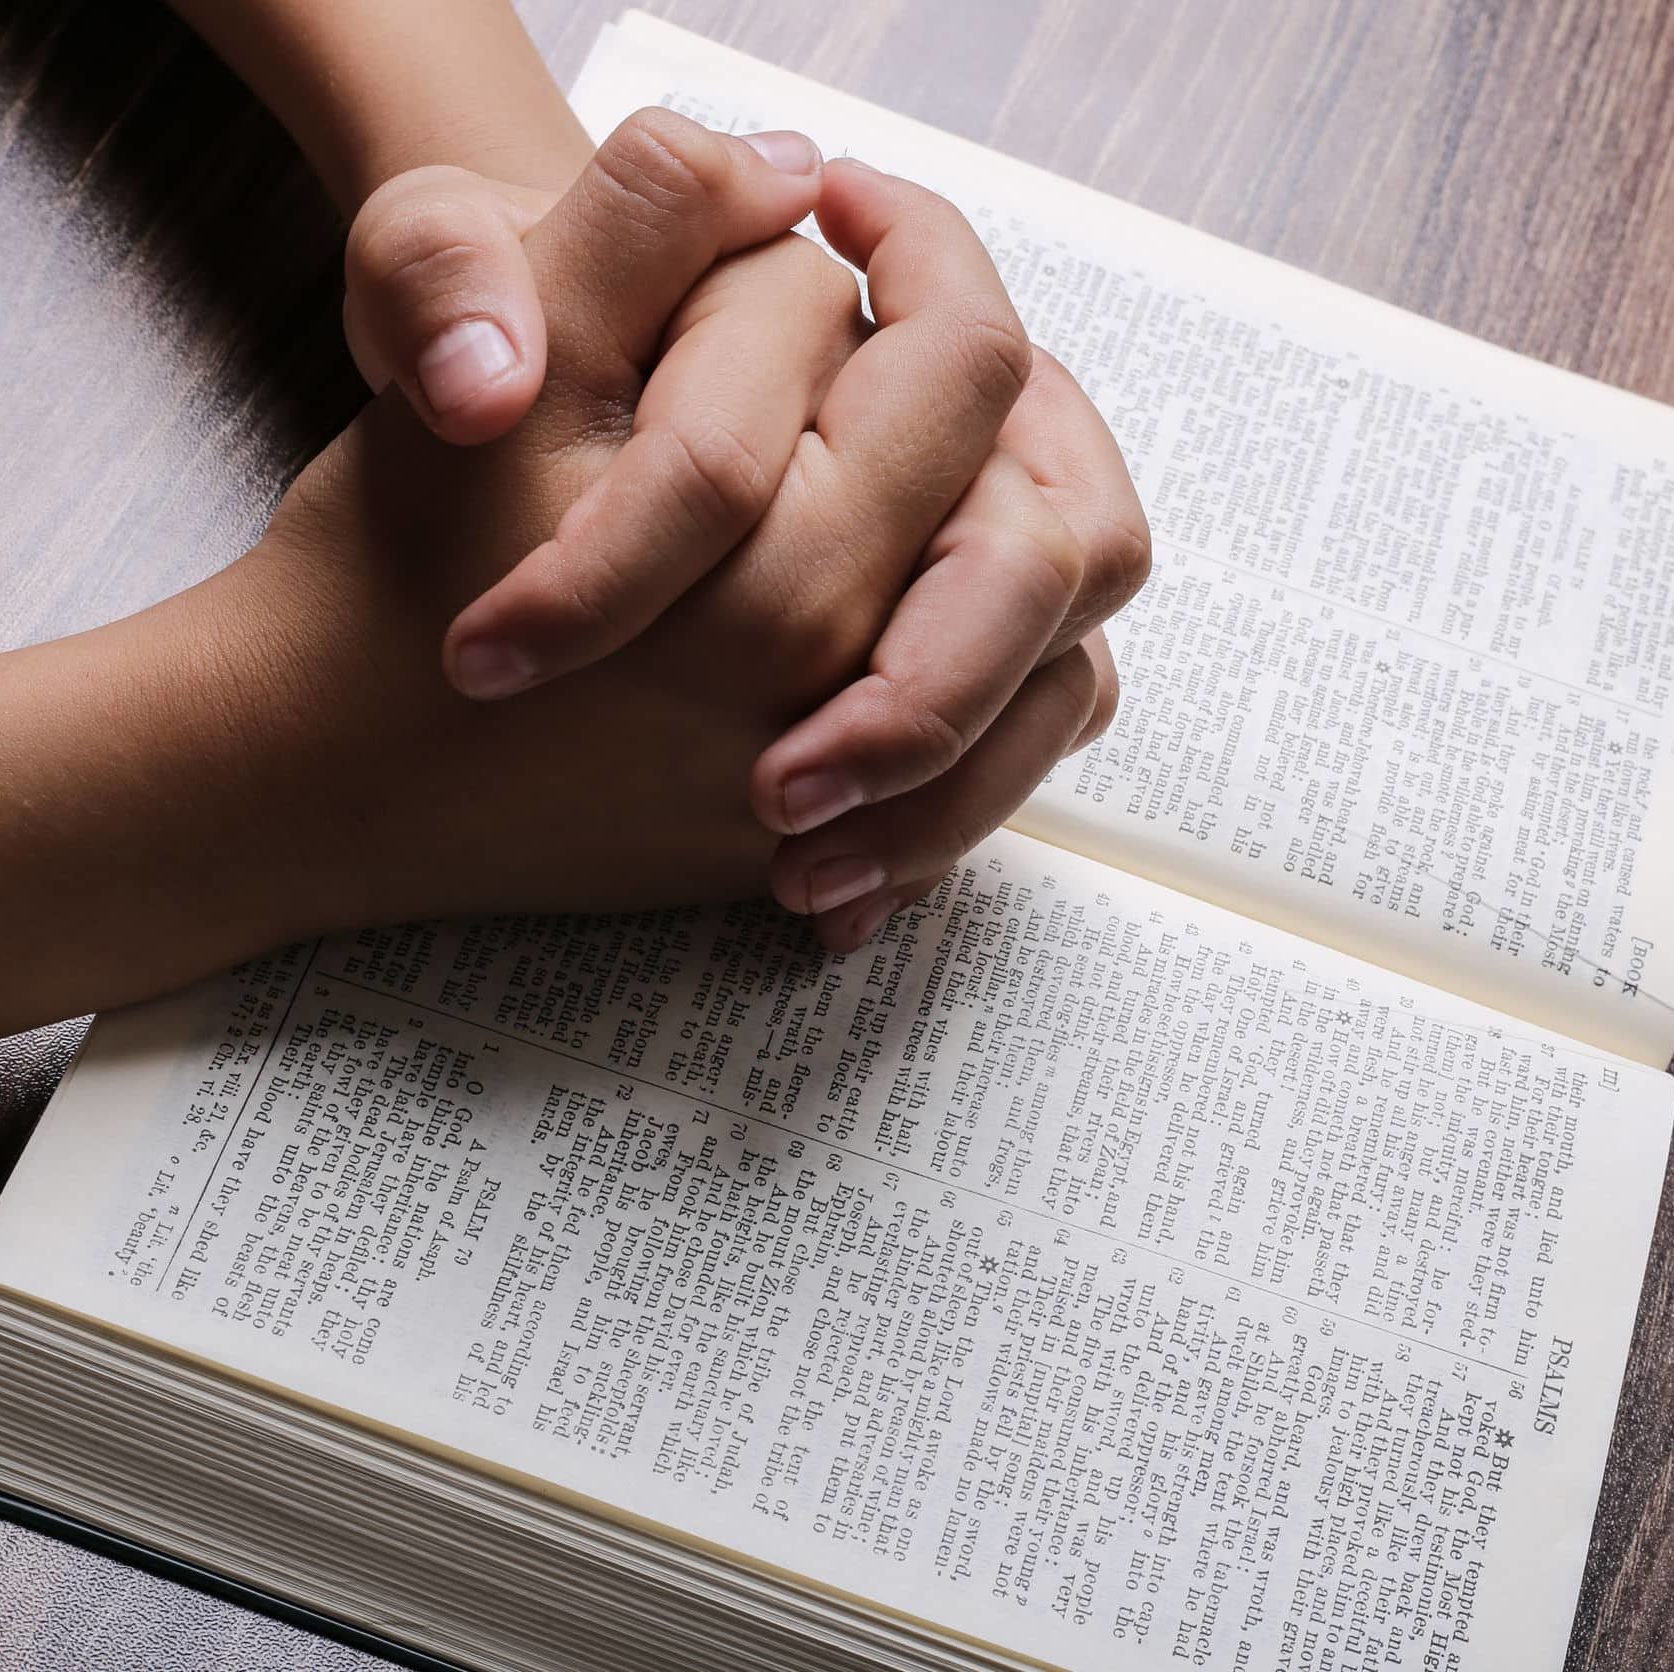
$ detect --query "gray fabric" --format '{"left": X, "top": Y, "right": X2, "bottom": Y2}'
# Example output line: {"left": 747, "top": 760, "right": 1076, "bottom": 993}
{"left": 0, "top": 1019, "right": 89, "bottom": 1172}
{"left": 0, "top": 1523, "right": 394, "bottom": 1670}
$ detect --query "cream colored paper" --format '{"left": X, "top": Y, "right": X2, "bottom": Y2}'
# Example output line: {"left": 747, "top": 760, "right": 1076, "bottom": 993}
{"left": 1, "top": 828, "right": 1666, "bottom": 1672}
{"left": 574, "top": 15, "right": 1674, "bottom": 1068}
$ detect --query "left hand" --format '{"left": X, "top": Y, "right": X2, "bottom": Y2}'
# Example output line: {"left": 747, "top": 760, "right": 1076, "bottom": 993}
{"left": 339, "top": 132, "right": 1151, "bottom": 952}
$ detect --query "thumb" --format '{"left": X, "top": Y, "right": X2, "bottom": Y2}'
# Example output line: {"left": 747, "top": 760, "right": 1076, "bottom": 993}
{"left": 439, "top": 112, "right": 825, "bottom": 698}
{"left": 344, "top": 165, "right": 554, "bottom": 446}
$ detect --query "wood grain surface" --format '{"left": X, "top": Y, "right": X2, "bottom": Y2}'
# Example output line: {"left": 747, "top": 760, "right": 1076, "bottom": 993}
{"left": 2, "top": 0, "right": 1673, "bottom": 1666}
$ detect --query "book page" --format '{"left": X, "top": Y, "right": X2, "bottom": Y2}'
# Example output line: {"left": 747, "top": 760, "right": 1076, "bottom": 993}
{"left": 566, "top": 15, "right": 1674, "bottom": 1069}
{"left": 2, "top": 829, "right": 1667, "bottom": 1672}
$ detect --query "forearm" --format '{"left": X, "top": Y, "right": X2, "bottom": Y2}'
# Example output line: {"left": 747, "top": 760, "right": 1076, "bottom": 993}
{"left": 166, "top": 0, "right": 592, "bottom": 211}
{"left": 0, "top": 558, "right": 336, "bottom": 1033}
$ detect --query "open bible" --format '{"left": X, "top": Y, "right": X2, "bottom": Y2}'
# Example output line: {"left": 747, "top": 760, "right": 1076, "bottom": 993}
{"left": 3, "top": 15, "right": 1673, "bottom": 1672}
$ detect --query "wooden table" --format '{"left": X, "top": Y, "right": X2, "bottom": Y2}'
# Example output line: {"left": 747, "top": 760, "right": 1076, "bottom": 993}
{"left": 3, "top": 0, "right": 1673, "bottom": 1665}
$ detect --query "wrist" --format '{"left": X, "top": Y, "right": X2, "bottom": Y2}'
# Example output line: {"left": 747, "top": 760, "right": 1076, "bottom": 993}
{"left": 337, "top": 106, "right": 595, "bottom": 214}
{"left": 0, "top": 555, "right": 327, "bottom": 1029}
{"left": 170, "top": 0, "right": 594, "bottom": 214}
{"left": 210, "top": 520, "right": 440, "bottom": 946}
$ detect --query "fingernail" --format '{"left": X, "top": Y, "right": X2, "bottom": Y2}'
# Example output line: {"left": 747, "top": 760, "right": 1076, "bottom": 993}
{"left": 806, "top": 856, "right": 887, "bottom": 915}
{"left": 850, "top": 896, "right": 895, "bottom": 945}
{"left": 781, "top": 768, "right": 864, "bottom": 834}
{"left": 417, "top": 319, "right": 518, "bottom": 414}
{"left": 741, "top": 130, "right": 822, "bottom": 174}
{"left": 450, "top": 636, "right": 541, "bottom": 701}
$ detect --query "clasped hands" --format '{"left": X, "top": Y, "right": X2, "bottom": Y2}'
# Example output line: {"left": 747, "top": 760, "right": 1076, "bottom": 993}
{"left": 0, "top": 112, "right": 1148, "bottom": 1032}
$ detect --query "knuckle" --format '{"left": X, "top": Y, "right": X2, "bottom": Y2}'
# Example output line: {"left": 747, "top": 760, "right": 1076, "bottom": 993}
{"left": 1102, "top": 508, "right": 1154, "bottom": 603}
{"left": 752, "top": 500, "right": 885, "bottom": 684}
{"left": 348, "top": 213, "right": 487, "bottom": 317}
{"left": 596, "top": 108, "right": 723, "bottom": 229}
{"left": 1087, "top": 659, "right": 1121, "bottom": 739}
{"left": 665, "top": 415, "right": 775, "bottom": 531}
{"left": 881, "top": 678, "right": 972, "bottom": 777}
{"left": 542, "top": 542, "right": 638, "bottom": 653}
{"left": 905, "top": 182, "right": 974, "bottom": 240}
{"left": 1007, "top": 523, "right": 1083, "bottom": 616}
{"left": 348, "top": 175, "right": 486, "bottom": 288}
{"left": 721, "top": 569, "right": 814, "bottom": 672}
{"left": 1048, "top": 644, "right": 1101, "bottom": 730}
{"left": 1071, "top": 505, "right": 1153, "bottom": 629}
{"left": 789, "top": 608, "right": 866, "bottom": 688}
{"left": 943, "top": 301, "right": 1033, "bottom": 410}
{"left": 768, "top": 589, "right": 873, "bottom": 693}
{"left": 557, "top": 579, "right": 629, "bottom": 660}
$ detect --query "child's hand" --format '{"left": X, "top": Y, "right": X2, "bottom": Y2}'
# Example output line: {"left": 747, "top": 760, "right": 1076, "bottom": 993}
{"left": 336, "top": 110, "right": 1149, "bottom": 949}
{"left": 0, "top": 110, "right": 1139, "bottom": 1030}
{"left": 740, "top": 166, "right": 1147, "bottom": 947}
